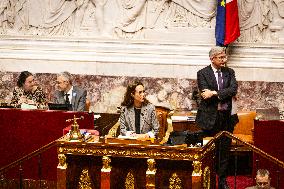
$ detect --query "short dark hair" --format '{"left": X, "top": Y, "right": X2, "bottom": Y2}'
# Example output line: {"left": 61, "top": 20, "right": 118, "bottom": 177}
{"left": 121, "top": 80, "right": 149, "bottom": 107}
{"left": 17, "top": 71, "right": 33, "bottom": 87}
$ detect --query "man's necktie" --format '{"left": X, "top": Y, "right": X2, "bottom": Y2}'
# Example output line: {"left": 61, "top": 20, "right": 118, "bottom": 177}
{"left": 217, "top": 70, "right": 228, "bottom": 110}
{"left": 65, "top": 93, "right": 70, "bottom": 104}
{"left": 217, "top": 70, "right": 223, "bottom": 90}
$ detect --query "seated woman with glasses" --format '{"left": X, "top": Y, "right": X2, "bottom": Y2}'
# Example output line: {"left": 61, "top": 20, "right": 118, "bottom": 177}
{"left": 10, "top": 71, "right": 47, "bottom": 109}
{"left": 119, "top": 81, "right": 160, "bottom": 140}
{"left": 246, "top": 169, "right": 275, "bottom": 189}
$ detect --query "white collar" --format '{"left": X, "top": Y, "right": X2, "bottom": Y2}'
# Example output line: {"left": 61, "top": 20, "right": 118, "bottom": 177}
{"left": 211, "top": 64, "right": 219, "bottom": 73}
{"left": 66, "top": 86, "right": 73, "bottom": 95}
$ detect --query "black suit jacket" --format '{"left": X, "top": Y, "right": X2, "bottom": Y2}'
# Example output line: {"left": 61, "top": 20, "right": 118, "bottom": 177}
{"left": 196, "top": 65, "right": 238, "bottom": 130}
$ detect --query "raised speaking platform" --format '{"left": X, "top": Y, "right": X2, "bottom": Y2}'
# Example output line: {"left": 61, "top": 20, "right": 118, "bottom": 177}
{"left": 0, "top": 108, "right": 94, "bottom": 180}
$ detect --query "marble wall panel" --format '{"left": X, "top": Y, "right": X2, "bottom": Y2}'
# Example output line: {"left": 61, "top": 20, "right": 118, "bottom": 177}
{"left": 1, "top": 71, "right": 283, "bottom": 119}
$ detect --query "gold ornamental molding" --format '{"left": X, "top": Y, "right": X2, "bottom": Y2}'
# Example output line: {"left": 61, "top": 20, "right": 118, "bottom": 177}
{"left": 146, "top": 159, "right": 156, "bottom": 174}
{"left": 192, "top": 161, "right": 202, "bottom": 176}
{"left": 57, "top": 154, "right": 67, "bottom": 169}
{"left": 125, "top": 170, "right": 135, "bottom": 189}
{"left": 101, "top": 156, "right": 111, "bottom": 172}
{"left": 203, "top": 166, "right": 210, "bottom": 189}
{"left": 58, "top": 146, "right": 198, "bottom": 160}
{"left": 200, "top": 143, "right": 215, "bottom": 159}
{"left": 146, "top": 159, "right": 156, "bottom": 189}
{"left": 78, "top": 169, "right": 92, "bottom": 189}
{"left": 169, "top": 173, "right": 182, "bottom": 189}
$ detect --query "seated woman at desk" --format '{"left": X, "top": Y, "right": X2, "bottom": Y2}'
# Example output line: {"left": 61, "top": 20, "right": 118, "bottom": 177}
{"left": 119, "top": 81, "right": 160, "bottom": 139}
{"left": 10, "top": 71, "right": 47, "bottom": 109}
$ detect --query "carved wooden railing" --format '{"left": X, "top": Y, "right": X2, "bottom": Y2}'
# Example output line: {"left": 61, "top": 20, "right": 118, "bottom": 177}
{"left": 212, "top": 131, "right": 284, "bottom": 189}
{"left": 0, "top": 137, "right": 63, "bottom": 189}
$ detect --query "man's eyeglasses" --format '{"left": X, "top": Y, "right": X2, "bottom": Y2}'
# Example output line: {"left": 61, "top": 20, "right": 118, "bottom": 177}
{"left": 214, "top": 55, "right": 227, "bottom": 60}
{"left": 56, "top": 80, "right": 67, "bottom": 84}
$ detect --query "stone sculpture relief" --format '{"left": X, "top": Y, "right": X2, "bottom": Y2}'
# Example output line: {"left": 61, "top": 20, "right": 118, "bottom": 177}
{"left": 0, "top": 0, "right": 283, "bottom": 43}
{"left": 237, "top": 0, "right": 284, "bottom": 43}
{"left": 0, "top": 0, "right": 16, "bottom": 34}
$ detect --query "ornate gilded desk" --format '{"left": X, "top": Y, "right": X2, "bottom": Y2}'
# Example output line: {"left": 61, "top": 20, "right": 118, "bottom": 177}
{"left": 57, "top": 136, "right": 216, "bottom": 189}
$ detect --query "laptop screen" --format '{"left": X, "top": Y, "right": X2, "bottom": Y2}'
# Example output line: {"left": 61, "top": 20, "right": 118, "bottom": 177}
{"left": 48, "top": 103, "right": 72, "bottom": 111}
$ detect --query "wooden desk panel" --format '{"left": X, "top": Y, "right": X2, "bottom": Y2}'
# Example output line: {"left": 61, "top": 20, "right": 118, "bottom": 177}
{"left": 173, "top": 121, "right": 200, "bottom": 132}
{"left": 172, "top": 110, "right": 199, "bottom": 132}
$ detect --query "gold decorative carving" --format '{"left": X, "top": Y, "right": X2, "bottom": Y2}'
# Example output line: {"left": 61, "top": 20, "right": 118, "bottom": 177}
{"left": 203, "top": 166, "right": 210, "bottom": 189}
{"left": 107, "top": 121, "right": 120, "bottom": 137}
{"left": 101, "top": 156, "right": 111, "bottom": 172}
{"left": 192, "top": 161, "right": 202, "bottom": 176}
{"left": 146, "top": 159, "right": 156, "bottom": 174}
{"left": 146, "top": 159, "right": 156, "bottom": 188}
{"left": 201, "top": 143, "right": 215, "bottom": 159}
{"left": 159, "top": 118, "right": 173, "bottom": 144}
{"left": 57, "top": 154, "right": 67, "bottom": 169}
{"left": 194, "top": 153, "right": 200, "bottom": 160}
{"left": 59, "top": 146, "right": 196, "bottom": 160}
{"left": 78, "top": 169, "right": 92, "bottom": 189}
{"left": 125, "top": 170, "right": 135, "bottom": 189}
{"left": 169, "top": 173, "right": 181, "bottom": 189}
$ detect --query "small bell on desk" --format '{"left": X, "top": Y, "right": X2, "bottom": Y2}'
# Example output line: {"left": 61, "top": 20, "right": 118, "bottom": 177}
{"left": 66, "top": 115, "right": 84, "bottom": 142}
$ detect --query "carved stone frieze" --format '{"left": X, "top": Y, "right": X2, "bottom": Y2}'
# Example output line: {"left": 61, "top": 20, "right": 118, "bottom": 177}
{"left": 0, "top": 0, "right": 283, "bottom": 43}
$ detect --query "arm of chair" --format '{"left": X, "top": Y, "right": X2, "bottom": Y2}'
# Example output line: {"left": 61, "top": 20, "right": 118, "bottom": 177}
{"left": 159, "top": 118, "right": 173, "bottom": 144}
{"left": 106, "top": 121, "right": 120, "bottom": 137}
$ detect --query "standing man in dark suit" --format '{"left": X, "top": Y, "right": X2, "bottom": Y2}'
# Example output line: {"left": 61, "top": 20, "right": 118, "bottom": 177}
{"left": 53, "top": 71, "right": 87, "bottom": 111}
{"left": 196, "top": 46, "right": 238, "bottom": 189}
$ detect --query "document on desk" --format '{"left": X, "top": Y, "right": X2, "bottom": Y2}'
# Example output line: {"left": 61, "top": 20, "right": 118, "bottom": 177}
{"left": 21, "top": 103, "right": 37, "bottom": 110}
{"left": 117, "top": 135, "right": 138, "bottom": 140}
{"left": 171, "top": 116, "right": 196, "bottom": 121}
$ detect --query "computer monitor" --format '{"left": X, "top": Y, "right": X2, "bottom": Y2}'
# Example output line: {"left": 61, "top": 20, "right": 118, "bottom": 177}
{"left": 48, "top": 103, "right": 72, "bottom": 111}
{"left": 0, "top": 103, "right": 14, "bottom": 108}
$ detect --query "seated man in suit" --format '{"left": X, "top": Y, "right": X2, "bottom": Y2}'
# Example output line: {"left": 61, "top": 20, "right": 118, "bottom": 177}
{"left": 119, "top": 81, "right": 160, "bottom": 139}
{"left": 53, "top": 71, "right": 87, "bottom": 111}
{"left": 246, "top": 169, "right": 275, "bottom": 189}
